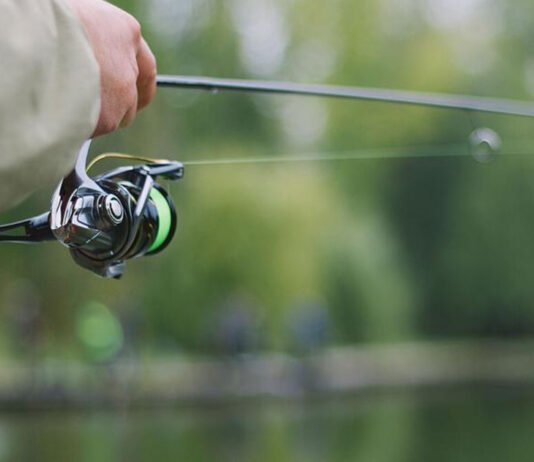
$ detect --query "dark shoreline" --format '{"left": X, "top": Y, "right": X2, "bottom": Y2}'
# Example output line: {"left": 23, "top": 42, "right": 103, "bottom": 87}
{"left": 0, "top": 339, "right": 533, "bottom": 412}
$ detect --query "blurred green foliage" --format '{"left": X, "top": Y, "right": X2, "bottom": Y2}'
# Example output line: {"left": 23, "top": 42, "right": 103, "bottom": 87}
{"left": 2, "top": 0, "right": 534, "bottom": 356}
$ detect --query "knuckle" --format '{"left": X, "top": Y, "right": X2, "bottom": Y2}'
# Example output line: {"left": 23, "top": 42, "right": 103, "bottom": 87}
{"left": 123, "top": 81, "right": 139, "bottom": 111}
{"left": 127, "top": 15, "right": 142, "bottom": 41}
{"left": 119, "top": 71, "right": 138, "bottom": 96}
{"left": 130, "top": 64, "right": 140, "bottom": 83}
{"left": 128, "top": 87, "right": 139, "bottom": 108}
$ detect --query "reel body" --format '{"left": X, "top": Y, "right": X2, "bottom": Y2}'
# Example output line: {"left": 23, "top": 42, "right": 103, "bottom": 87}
{"left": 0, "top": 141, "right": 184, "bottom": 279}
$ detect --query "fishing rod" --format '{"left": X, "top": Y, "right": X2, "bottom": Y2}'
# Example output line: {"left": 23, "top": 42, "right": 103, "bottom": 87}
{"left": 157, "top": 75, "right": 534, "bottom": 118}
{"left": 1, "top": 75, "right": 533, "bottom": 278}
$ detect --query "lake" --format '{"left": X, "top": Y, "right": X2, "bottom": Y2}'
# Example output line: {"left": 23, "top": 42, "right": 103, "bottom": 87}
{"left": 1, "top": 389, "right": 532, "bottom": 461}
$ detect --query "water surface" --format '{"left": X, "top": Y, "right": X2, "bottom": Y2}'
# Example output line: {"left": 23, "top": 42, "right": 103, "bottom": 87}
{"left": 1, "top": 390, "right": 532, "bottom": 461}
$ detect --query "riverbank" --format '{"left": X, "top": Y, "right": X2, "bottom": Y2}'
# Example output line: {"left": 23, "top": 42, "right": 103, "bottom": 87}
{"left": 0, "top": 339, "right": 533, "bottom": 411}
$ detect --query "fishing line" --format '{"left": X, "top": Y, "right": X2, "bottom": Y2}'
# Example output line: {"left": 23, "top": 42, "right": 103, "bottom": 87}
{"left": 183, "top": 145, "right": 469, "bottom": 167}
{"left": 84, "top": 142, "right": 534, "bottom": 170}
{"left": 181, "top": 142, "right": 534, "bottom": 168}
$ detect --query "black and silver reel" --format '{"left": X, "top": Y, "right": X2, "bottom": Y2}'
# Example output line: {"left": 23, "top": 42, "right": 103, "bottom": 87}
{"left": 0, "top": 140, "right": 183, "bottom": 279}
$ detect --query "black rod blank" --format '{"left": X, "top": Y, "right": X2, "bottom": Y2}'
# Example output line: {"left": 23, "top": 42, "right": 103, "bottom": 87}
{"left": 157, "top": 75, "right": 534, "bottom": 119}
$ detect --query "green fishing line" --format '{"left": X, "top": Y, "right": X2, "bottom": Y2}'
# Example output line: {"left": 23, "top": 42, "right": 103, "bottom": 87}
{"left": 148, "top": 188, "right": 173, "bottom": 253}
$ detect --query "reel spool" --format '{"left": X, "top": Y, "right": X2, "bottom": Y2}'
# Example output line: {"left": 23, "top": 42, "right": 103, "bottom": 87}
{"left": 0, "top": 141, "right": 184, "bottom": 279}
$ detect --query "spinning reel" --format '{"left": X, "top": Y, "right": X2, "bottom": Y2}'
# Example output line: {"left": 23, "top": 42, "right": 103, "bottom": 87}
{"left": 0, "top": 141, "right": 184, "bottom": 279}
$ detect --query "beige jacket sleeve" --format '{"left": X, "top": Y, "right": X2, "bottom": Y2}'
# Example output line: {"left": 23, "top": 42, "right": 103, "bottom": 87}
{"left": 0, "top": 0, "right": 100, "bottom": 212}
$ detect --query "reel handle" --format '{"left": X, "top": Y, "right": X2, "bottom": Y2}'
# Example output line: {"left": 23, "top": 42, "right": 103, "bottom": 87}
{"left": 0, "top": 212, "right": 54, "bottom": 243}
{"left": 26, "top": 213, "right": 54, "bottom": 242}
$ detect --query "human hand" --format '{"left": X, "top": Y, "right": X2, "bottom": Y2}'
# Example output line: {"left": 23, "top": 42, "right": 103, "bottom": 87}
{"left": 66, "top": 0, "right": 157, "bottom": 137}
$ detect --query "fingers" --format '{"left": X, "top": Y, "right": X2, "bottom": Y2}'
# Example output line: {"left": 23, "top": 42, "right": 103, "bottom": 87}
{"left": 136, "top": 38, "right": 157, "bottom": 110}
{"left": 93, "top": 32, "right": 157, "bottom": 136}
{"left": 117, "top": 36, "right": 157, "bottom": 131}
{"left": 93, "top": 67, "right": 139, "bottom": 135}
{"left": 120, "top": 37, "right": 156, "bottom": 129}
{"left": 74, "top": 0, "right": 158, "bottom": 137}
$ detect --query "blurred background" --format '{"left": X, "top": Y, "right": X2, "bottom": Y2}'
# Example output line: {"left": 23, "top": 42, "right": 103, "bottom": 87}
{"left": 1, "top": 0, "right": 534, "bottom": 459}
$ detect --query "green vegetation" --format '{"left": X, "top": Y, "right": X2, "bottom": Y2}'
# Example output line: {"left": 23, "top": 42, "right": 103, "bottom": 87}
{"left": 2, "top": 0, "right": 534, "bottom": 358}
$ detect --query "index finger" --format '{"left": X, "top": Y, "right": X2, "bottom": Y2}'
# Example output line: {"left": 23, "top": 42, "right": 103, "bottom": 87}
{"left": 136, "top": 38, "right": 157, "bottom": 110}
